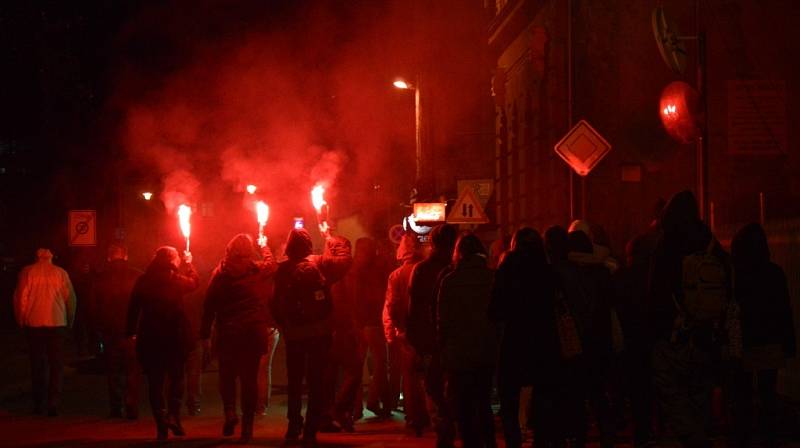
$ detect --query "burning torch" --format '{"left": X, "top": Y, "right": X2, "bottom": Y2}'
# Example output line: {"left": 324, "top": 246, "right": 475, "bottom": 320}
{"left": 311, "top": 184, "right": 330, "bottom": 236}
{"left": 255, "top": 200, "right": 270, "bottom": 247}
{"left": 177, "top": 204, "right": 192, "bottom": 256}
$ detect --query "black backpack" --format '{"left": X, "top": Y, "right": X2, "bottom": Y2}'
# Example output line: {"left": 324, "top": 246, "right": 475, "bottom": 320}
{"left": 281, "top": 258, "right": 331, "bottom": 326}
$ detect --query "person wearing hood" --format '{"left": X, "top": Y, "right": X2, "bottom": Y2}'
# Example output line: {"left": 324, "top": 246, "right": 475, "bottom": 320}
{"left": 648, "top": 190, "right": 727, "bottom": 448}
{"left": 90, "top": 244, "right": 143, "bottom": 419}
{"left": 126, "top": 246, "right": 199, "bottom": 441}
{"left": 407, "top": 223, "right": 458, "bottom": 448}
{"left": 383, "top": 233, "right": 428, "bottom": 434}
{"left": 270, "top": 228, "right": 352, "bottom": 445}
{"left": 201, "top": 234, "right": 277, "bottom": 442}
{"left": 438, "top": 234, "right": 498, "bottom": 448}
{"left": 490, "top": 228, "right": 561, "bottom": 448}
{"left": 14, "top": 248, "right": 77, "bottom": 416}
{"left": 730, "top": 223, "right": 796, "bottom": 448}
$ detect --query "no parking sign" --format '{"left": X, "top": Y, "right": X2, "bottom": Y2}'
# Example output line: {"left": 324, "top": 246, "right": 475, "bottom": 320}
{"left": 68, "top": 210, "right": 96, "bottom": 246}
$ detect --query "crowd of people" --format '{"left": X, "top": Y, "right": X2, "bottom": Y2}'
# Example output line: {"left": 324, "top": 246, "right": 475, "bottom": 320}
{"left": 10, "top": 190, "right": 797, "bottom": 447}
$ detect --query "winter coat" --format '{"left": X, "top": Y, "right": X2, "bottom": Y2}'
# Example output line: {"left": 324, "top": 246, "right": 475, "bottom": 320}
{"left": 126, "top": 262, "right": 199, "bottom": 370}
{"left": 350, "top": 262, "right": 390, "bottom": 329}
{"left": 564, "top": 257, "right": 616, "bottom": 358}
{"left": 735, "top": 262, "right": 796, "bottom": 356}
{"left": 437, "top": 254, "right": 498, "bottom": 372}
{"left": 490, "top": 250, "right": 560, "bottom": 385}
{"left": 90, "top": 260, "right": 142, "bottom": 340}
{"left": 647, "top": 192, "right": 727, "bottom": 343}
{"left": 201, "top": 248, "right": 277, "bottom": 351}
{"left": 271, "top": 231, "right": 352, "bottom": 341}
{"left": 615, "top": 227, "right": 662, "bottom": 351}
{"left": 14, "top": 258, "right": 76, "bottom": 328}
{"left": 383, "top": 261, "right": 417, "bottom": 343}
{"left": 407, "top": 250, "right": 452, "bottom": 356}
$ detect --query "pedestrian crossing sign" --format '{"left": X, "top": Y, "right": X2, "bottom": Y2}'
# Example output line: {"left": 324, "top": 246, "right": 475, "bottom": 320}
{"left": 446, "top": 188, "right": 490, "bottom": 224}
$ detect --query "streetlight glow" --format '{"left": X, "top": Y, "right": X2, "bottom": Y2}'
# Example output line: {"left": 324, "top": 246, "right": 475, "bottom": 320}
{"left": 393, "top": 79, "right": 411, "bottom": 90}
{"left": 142, "top": 192, "right": 153, "bottom": 201}
{"left": 246, "top": 184, "right": 257, "bottom": 194}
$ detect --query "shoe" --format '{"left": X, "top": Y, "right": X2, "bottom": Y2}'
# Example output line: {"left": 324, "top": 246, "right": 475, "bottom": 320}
{"left": 338, "top": 416, "right": 355, "bottom": 433}
{"left": 240, "top": 413, "right": 254, "bottom": 443}
{"left": 47, "top": 408, "right": 59, "bottom": 417}
{"left": 154, "top": 409, "right": 169, "bottom": 441}
{"left": 285, "top": 423, "right": 302, "bottom": 441}
{"left": 166, "top": 414, "right": 185, "bottom": 437}
{"left": 109, "top": 408, "right": 123, "bottom": 418}
{"left": 187, "top": 405, "right": 201, "bottom": 416}
{"left": 223, "top": 410, "right": 239, "bottom": 437}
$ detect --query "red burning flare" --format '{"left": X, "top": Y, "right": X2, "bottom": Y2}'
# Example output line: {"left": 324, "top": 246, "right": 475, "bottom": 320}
{"left": 256, "top": 200, "right": 269, "bottom": 247}
{"left": 311, "top": 185, "right": 329, "bottom": 235}
{"left": 178, "top": 204, "right": 192, "bottom": 253}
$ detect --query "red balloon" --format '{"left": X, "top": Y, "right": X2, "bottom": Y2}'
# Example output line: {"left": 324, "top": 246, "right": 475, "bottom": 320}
{"left": 659, "top": 81, "right": 701, "bottom": 144}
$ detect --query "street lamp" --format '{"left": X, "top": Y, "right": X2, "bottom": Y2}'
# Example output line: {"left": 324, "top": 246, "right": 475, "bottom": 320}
{"left": 142, "top": 192, "right": 153, "bottom": 201}
{"left": 393, "top": 77, "right": 424, "bottom": 193}
{"left": 246, "top": 184, "right": 257, "bottom": 195}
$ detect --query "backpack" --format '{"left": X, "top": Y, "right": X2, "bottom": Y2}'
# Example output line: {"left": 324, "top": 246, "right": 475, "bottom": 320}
{"left": 282, "top": 259, "right": 331, "bottom": 326}
{"left": 681, "top": 239, "right": 727, "bottom": 322}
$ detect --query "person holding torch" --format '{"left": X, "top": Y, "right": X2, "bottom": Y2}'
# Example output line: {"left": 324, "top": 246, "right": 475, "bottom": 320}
{"left": 126, "top": 246, "right": 199, "bottom": 441}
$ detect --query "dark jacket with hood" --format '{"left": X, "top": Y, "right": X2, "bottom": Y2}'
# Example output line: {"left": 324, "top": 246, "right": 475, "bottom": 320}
{"left": 270, "top": 229, "right": 352, "bottom": 341}
{"left": 91, "top": 259, "right": 142, "bottom": 340}
{"left": 438, "top": 253, "right": 498, "bottom": 372}
{"left": 407, "top": 235, "right": 455, "bottom": 356}
{"left": 648, "top": 190, "right": 728, "bottom": 342}
{"left": 201, "top": 235, "right": 277, "bottom": 351}
{"left": 127, "top": 255, "right": 199, "bottom": 369}
{"left": 732, "top": 223, "right": 796, "bottom": 357}
{"left": 490, "top": 235, "right": 560, "bottom": 385}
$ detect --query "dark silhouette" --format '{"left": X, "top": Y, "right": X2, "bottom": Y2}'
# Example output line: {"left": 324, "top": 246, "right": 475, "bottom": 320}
{"left": 201, "top": 234, "right": 277, "bottom": 441}
{"left": 126, "top": 246, "right": 199, "bottom": 441}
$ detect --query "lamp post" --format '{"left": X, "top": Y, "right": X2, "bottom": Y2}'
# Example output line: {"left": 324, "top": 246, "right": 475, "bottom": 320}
{"left": 393, "top": 77, "right": 425, "bottom": 195}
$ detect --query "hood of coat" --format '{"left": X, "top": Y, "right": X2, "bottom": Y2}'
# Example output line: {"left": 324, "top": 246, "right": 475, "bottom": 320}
{"left": 285, "top": 228, "right": 313, "bottom": 261}
{"left": 661, "top": 190, "right": 700, "bottom": 234}
{"left": 221, "top": 234, "right": 258, "bottom": 277}
{"left": 732, "top": 222, "right": 770, "bottom": 271}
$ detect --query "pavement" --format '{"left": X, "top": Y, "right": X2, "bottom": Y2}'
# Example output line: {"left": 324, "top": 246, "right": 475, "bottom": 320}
{"left": 1, "top": 329, "right": 799, "bottom": 447}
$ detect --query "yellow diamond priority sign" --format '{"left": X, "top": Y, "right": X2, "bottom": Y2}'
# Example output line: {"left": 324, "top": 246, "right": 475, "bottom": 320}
{"left": 554, "top": 120, "right": 612, "bottom": 176}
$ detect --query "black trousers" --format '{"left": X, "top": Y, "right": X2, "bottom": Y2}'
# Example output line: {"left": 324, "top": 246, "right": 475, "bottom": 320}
{"left": 26, "top": 327, "right": 65, "bottom": 411}
{"left": 285, "top": 335, "right": 332, "bottom": 437}
{"left": 146, "top": 357, "right": 185, "bottom": 418}
{"left": 322, "top": 329, "right": 362, "bottom": 420}
{"left": 446, "top": 368, "right": 496, "bottom": 448}
{"left": 423, "top": 354, "right": 456, "bottom": 447}
{"left": 732, "top": 368, "right": 779, "bottom": 448}
{"left": 104, "top": 337, "right": 141, "bottom": 413}
{"left": 218, "top": 343, "right": 261, "bottom": 415}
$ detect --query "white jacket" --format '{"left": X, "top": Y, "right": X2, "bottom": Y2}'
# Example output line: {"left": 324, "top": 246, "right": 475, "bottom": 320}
{"left": 13, "top": 259, "right": 77, "bottom": 328}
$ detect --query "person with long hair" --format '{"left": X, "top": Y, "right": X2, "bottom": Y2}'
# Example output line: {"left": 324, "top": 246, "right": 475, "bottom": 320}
{"left": 201, "top": 234, "right": 277, "bottom": 442}
{"left": 126, "top": 246, "right": 199, "bottom": 441}
{"left": 491, "top": 228, "right": 561, "bottom": 448}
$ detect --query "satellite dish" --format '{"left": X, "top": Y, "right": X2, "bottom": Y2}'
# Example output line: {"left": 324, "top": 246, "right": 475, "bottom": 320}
{"left": 652, "top": 5, "right": 687, "bottom": 75}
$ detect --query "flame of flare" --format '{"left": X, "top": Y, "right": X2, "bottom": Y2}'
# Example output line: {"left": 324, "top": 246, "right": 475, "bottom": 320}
{"left": 256, "top": 201, "right": 269, "bottom": 226}
{"left": 311, "top": 185, "right": 327, "bottom": 213}
{"left": 178, "top": 204, "right": 192, "bottom": 238}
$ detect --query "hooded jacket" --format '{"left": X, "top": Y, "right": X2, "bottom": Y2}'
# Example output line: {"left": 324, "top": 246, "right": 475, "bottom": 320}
{"left": 647, "top": 191, "right": 727, "bottom": 341}
{"left": 14, "top": 250, "right": 77, "bottom": 328}
{"left": 126, "top": 256, "right": 199, "bottom": 368}
{"left": 382, "top": 235, "right": 422, "bottom": 342}
{"left": 201, "top": 235, "right": 277, "bottom": 350}
{"left": 732, "top": 223, "right": 796, "bottom": 357}
{"left": 270, "top": 229, "right": 352, "bottom": 341}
